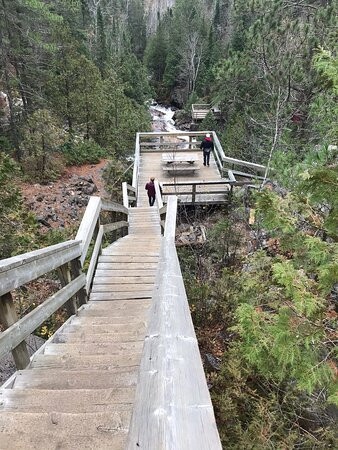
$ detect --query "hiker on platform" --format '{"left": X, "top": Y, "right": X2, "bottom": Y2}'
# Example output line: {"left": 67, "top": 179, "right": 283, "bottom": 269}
{"left": 200, "top": 133, "right": 214, "bottom": 167}
{"left": 145, "top": 177, "right": 156, "bottom": 206}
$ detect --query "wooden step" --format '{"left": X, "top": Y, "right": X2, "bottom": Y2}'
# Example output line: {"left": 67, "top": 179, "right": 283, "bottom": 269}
{"left": 92, "top": 276, "right": 155, "bottom": 285}
{"left": 0, "top": 412, "right": 130, "bottom": 449}
{"left": 43, "top": 342, "right": 143, "bottom": 356}
{"left": 61, "top": 323, "right": 146, "bottom": 335}
{"left": 89, "top": 291, "right": 153, "bottom": 301}
{"left": 30, "top": 354, "right": 140, "bottom": 370}
{"left": 0, "top": 432, "right": 127, "bottom": 450}
{"left": 54, "top": 331, "right": 145, "bottom": 344}
{"left": 78, "top": 301, "right": 151, "bottom": 317}
{"left": 80, "top": 298, "right": 151, "bottom": 310}
{"left": 91, "top": 283, "right": 153, "bottom": 293}
{"left": 94, "top": 269, "right": 157, "bottom": 277}
{"left": 96, "top": 263, "right": 157, "bottom": 270}
{"left": 70, "top": 317, "right": 147, "bottom": 327}
{"left": 12, "top": 368, "right": 138, "bottom": 389}
{"left": 0, "top": 388, "right": 134, "bottom": 413}
{"left": 98, "top": 255, "right": 159, "bottom": 263}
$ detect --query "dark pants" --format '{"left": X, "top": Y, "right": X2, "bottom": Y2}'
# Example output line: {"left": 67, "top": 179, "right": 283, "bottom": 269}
{"left": 148, "top": 195, "right": 155, "bottom": 206}
{"left": 203, "top": 151, "right": 210, "bottom": 166}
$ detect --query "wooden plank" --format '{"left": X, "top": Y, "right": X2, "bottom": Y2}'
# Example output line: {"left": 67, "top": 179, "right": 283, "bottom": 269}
{"left": 126, "top": 183, "right": 136, "bottom": 193}
{"left": 95, "top": 270, "right": 157, "bottom": 277}
{"left": 122, "top": 182, "right": 129, "bottom": 209}
{"left": 0, "top": 241, "right": 81, "bottom": 297}
{"left": 91, "top": 284, "right": 154, "bottom": 292}
{"left": 223, "top": 155, "right": 266, "bottom": 172}
{"left": 139, "top": 131, "right": 210, "bottom": 138}
{"left": 164, "top": 196, "right": 177, "bottom": 241}
{"left": 102, "top": 221, "right": 129, "bottom": 234}
{"left": 101, "top": 251, "right": 160, "bottom": 257}
{"left": 86, "top": 225, "right": 104, "bottom": 294}
{"left": 0, "top": 293, "right": 30, "bottom": 370}
{"left": 57, "top": 263, "right": 77, "bottom": 316}
{"left": 232, "top": 169, "right": 266, "bottom": 180}
{"left": 101, "top": 199, "right": 128, "bottom": 215}
{"left": 75, "top": 196, "right": 101, "bottom": 266}
{"left": 228, "top": 170, "right": 237, "bottom": 183}
{"left": 98, "top": 256, "right": 158, "bottom": 263}
{"left": 154, "top": 180, "right": 163, "bottom": 209}
{"left": 93, "top": 277, "right": 155, "bottom": 284}
{"left": 132, "top": 132, "right": 140, "bottom": 194}
{"left": 0, "top": 275, "right": 85, "bottom": 362}
{"left": 90, "top": 292, "right": 152, "bottom": 301}
{"left": 97, "top": 263, "right": 157, "bottom": 270}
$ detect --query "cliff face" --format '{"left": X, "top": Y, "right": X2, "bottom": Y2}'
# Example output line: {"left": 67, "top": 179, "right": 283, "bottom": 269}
{"left": 144, "top": 0, "right": 176, "bottom": 33}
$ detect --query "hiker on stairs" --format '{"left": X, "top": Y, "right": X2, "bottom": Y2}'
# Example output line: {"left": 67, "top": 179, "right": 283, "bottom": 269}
{"left": 145, "top": 177, "right": 156, "bottom": 206}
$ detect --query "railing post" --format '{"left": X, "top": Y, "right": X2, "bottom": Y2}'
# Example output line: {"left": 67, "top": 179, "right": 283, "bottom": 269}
{"left": 122, "top": 182, "right": 129, "bottom": 209}
{"left": 0, "top": 293, "right": 30, "bottom": 369}
{"left": 57, "top": 263, "right": 77, "bottom": 316}
{"left": 192, "top": 184, "right": 196, "bottom": 205}
{"left": 70, "top": 259, "right": 87, "bottom": 306}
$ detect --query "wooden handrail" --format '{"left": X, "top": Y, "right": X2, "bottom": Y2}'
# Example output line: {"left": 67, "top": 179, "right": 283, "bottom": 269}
{"left": 0, "top": 241, "right": 81, "bottom": 297}
{"left": 101, "top": 199, "right": 128, "bottom": 214}
{"left": 75, "top": 196, "right": 101, "bottom": 267}
{"left": 127, "top": 195, "right": 221, "bottom": 449}
{"left": 154, "top": 180, "right": 163, "bottom": 210}
{"left": 0, "top": 274, "right": 85, "bottom": 362}
{"left": 132, "top": 132, "right": 140, "bottom": 200}
{"left": 0, "top": 193, "right": 129, "bottom": 371}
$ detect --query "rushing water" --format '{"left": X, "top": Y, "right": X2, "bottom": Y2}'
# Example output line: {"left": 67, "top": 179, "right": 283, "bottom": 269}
{"left": 149, "top": 103, "right": 179, "bottom": 133}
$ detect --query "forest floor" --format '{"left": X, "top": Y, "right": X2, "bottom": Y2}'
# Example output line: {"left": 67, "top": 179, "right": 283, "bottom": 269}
{"left": 19, "top": 159, "right": 109, "bottom": 231}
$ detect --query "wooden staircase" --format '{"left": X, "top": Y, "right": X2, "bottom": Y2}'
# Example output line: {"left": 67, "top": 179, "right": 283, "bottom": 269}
{"left": 0, "top": 208, "right": 162, "bottom": 449}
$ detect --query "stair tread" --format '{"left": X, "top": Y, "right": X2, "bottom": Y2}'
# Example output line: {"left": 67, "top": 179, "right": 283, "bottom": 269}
{"left": 13, "top": 368, "right": 138, "bottom": 389}
{"left": 30, "top": 354, "right": 140, "bottom": 370}
{"left": 0, "top": 388, "right": 135, "bottom": 412}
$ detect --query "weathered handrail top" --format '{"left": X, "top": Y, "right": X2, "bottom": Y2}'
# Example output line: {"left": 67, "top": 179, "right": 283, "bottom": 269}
{"left": 139, "top": 131, "right": 212, "bottom": 138}
{"left": 0, "top": 240, "right": 80, "bottom": 274}
{"left": 222, "top": 155, "right": 266, "bottom": 172}
{"left": 127, "top": 195, "right": 222, "bottom": 448}
{"left": 162, "top": 179, "right": 259, "bottom": 187}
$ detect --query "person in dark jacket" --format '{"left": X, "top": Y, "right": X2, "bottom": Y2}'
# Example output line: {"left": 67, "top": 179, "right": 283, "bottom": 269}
{"left": 200, "top": 133, "right": 214, "bottom": 166}
{"left": 145, "top": 177, "right": 156, "bottom": 206}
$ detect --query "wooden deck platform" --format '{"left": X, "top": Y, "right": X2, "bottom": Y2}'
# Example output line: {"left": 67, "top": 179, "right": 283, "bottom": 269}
{"left": 138, "top": 149, "right": 228, "bottom": 207}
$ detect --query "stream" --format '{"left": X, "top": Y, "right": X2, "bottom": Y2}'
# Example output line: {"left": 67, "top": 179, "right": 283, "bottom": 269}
{"left": 149, "top": 102, "right": 180, "bottom": 133}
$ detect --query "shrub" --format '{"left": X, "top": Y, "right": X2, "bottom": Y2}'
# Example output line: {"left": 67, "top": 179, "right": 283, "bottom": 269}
{"left": 61, "top": 139, "right": 106, "bottom": 166}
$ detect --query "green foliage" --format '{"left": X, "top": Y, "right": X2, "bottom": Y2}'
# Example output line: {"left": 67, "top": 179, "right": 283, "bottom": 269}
{"left": 0, "top": 154, "right": 38, "bottom": 258}
{"left": 21, "top": 109, "right": 66, "bottom": 182}
{"left": 102, "top": 158, "right": 133, "bottom": 203}
{"left": 61, "top": 139, "right": 106, "bottom": 166}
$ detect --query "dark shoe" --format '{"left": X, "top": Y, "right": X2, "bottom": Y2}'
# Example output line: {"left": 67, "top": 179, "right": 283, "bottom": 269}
{"left": 207, "top": 164, "right": 210, "bottom": 166}
{"left": 203, "top": 163, "right": 206, "bottom": 166}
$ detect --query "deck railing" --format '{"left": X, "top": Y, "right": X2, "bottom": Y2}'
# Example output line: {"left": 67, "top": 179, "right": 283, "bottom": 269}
{"left": 0, "top": 196, "right": 128, "bottom": 371}
{"left": 127, "top": 196, "right": 222, "bottom": 449}
{"left": 137, "top": 131, "right": 266, "bottom": 179}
